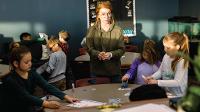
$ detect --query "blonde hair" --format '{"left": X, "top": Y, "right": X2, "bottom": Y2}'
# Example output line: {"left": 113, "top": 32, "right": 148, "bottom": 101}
{"left": 47, "top": 37, "right": 60, "bottom": 47}
{"left": 59, "top": 30, "right": 70, "bottom": 40}
{"left": 163, "top": 32, "right": 189, "bottom": 71}
{"left": 95, "top": 1, "right": 114, "bottom": 24}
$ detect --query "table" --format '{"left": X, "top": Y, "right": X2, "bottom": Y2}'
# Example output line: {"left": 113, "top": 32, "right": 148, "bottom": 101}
{"left": 120, "top": 52, "right": 140, "bottom": 66}
{"left": 0, "top": 64, "right": 9, "bottom": 78}
{"left": 74, "top": 52, "right": 140, "bottom": 71}
{"left": 74, "top": 52, "right": 140, "bottom": 66}
{"left": 44, "top": 84, "right": 170, "bottom": 112}
{"left": 74, "top": 52, "right": 140, "bottom": 65}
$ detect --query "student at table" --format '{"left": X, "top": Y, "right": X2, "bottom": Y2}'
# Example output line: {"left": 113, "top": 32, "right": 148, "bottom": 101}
{"left": 144, "top": 32, "right": 189, "bottom": 98}
{"left": 121, "top": 39, "right": 161, "bottom": 84}
{"left": 0, "top": 46, "right": 78, "bottom": 112}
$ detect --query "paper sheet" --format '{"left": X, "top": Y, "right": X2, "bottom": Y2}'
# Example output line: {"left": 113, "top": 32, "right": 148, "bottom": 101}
{"left": 118, "top": 88, "right": 131, "bottom": 91}
{"left": 66, "top": 99, "right": 106, "bottom": 108}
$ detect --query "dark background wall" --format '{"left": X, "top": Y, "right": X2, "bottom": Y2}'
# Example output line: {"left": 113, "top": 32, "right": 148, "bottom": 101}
{"left": 0, "top": 0, "right": 198, "bottom": 60}
{"left": 0, "top": 0, "right": 87, "bottom": 60}
{"left": 179, "top": 0, "right": 200, "bottom": 17}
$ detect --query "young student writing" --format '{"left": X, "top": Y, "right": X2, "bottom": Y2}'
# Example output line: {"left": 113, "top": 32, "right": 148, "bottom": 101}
{"left": 144, "top": 32, "right": 189, "bottom": 98}
{"left": 0, "top": 46, "right": 78, "bottom": 112}
{"left": 19, "top": 32, "right": 43, "bottom": 67}
{"left": 58, "top": 30, "right": 74, "bottom": 89}
{"left": 36, "top": 38, "right": 67, "bottom": 91}
{"left": 121, "top": 39, "right": 161, "bottom": 84}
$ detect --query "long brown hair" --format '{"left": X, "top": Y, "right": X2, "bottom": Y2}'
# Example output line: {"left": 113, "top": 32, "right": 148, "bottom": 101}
{"left": 141, "top": 39, "right": 160, "bottom": 64}
{"left": 95, "top": 1, "right": 114, "bottom": 24}
{"left": 163, "top": 32, "right": 189, "bottom": 71}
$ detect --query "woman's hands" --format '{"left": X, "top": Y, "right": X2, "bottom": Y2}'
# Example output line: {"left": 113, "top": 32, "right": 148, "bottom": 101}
{"left": 42, "top": 100, "right": 61, "bottom": 109}
{"left": 98, "top": 52, "right": 112, "bottom": 60}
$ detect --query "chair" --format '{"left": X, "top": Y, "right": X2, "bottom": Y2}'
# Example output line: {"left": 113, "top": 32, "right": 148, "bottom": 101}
{"left": 75, "top": 77, "right": 111, "bottom": 87}
{"left": 71, "top": 61, "right": 90, "bottom": 80}
{"left": 79, "top": 48, "right": 87, "bottom": 55}
{"left": 0, "top": 35, "right": 13, "bottom": 64}
{"left": 125, "top": 45, "right": 138, "bottom": 52}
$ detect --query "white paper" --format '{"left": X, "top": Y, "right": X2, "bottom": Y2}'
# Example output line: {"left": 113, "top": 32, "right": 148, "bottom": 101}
{"left": 114, "top": 103, "right": 175, "bottom": 112}
{"left": 124, "top": 92, "right": 130, "bottom": 96}
{"left": 66, "top": 99, "right": 106, "bottom": 108}
{"left": 142, "top": 75, "right": 146, "bottom": 79}
{"left": 118, "top": 88, "right": 131, "bottom": 91}
{"left": 39, "top": 33, "right": 48, "bottom": 39}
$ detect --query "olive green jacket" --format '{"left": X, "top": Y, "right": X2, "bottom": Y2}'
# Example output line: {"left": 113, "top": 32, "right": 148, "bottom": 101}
{"left": 86, "top": 22, "right": 125, "bottom": 76}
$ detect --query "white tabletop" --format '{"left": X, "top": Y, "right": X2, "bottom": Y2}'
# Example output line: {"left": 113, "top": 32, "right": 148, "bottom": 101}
{"left": 120, "top": 52, "right": 140, "bottom": 65}
{"left": 74, "top": 52, "right": 140, "bottom": 66}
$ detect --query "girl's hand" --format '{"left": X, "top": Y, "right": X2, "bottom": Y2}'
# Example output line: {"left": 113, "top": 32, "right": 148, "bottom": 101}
{"left": 122, "top": 75, "right": 129, "bottom": 81}
{"left": 143, "top": 76, "right": 153, "bottom": 84}
{"left": 147, "top": 79, "right": 158, "bottom": 84}
{"left": 42, "top": 100, "right": 61, "bottom": 109}
{"left": 64, "top": 95, "right": 79, "bottom": 103}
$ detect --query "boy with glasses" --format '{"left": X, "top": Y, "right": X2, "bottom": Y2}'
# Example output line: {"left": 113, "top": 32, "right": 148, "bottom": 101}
{"left": 36, "top": 37, "right": 67, "bottom": 91}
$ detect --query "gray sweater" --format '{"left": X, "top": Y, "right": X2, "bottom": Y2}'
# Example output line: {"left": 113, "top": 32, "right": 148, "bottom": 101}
{"left": 152, "top": 54, "right": 188, "bottom": 97}
{"left": 37, "top": 50, "right": 66, "bottom": 83}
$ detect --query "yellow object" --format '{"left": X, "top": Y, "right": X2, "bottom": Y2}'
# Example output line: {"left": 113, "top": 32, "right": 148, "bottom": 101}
{"left": 100, "top": 108, "right": 115, "bottom": 112}
{"left": 97, "top": 104, "right": 121, "bottom": 109}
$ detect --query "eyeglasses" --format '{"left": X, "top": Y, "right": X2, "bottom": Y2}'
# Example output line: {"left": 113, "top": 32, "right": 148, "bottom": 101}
{"left": 49, "top": 44, "right": 57, "bottom": 51}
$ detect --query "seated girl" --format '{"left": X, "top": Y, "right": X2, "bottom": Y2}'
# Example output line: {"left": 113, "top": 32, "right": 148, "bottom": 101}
{"left": 144, "top": 32, "right": 189, "bottom": 98}
{"left": 0, "top": 46, "right": 78, "bottom": 112}
{"left": 122, "top": 39, "right": 161, "bottom": 84}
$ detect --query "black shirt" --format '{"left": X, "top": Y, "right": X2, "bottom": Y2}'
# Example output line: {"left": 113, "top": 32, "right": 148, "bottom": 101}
{"left": 0, "top": 70, "right": 65, "bottom": 112}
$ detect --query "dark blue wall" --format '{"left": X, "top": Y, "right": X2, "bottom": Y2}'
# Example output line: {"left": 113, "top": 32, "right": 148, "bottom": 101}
{"left": 179, "top": 0, "right": 200, "bottom": 17}
{"left": 0, "top": 0, "right": 179, "bottom": 60}
{"left": 0, "top": 0, "right": 87, "bottom": 59}
{"left": 135, "top": 0, "right": 178, "bottom": 41}
{"left": 179, "top": 1, "right": 200, "bottom": 41}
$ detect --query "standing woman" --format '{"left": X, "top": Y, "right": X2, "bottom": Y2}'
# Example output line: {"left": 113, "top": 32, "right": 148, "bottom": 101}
{"left": 86, "top": 1, "right": 125, "bottom": 83}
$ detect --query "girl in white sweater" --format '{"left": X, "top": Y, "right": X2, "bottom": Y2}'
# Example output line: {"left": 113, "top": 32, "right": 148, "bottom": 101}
{"left": 144, "top": 32, "right": 189, "bottom": 98}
